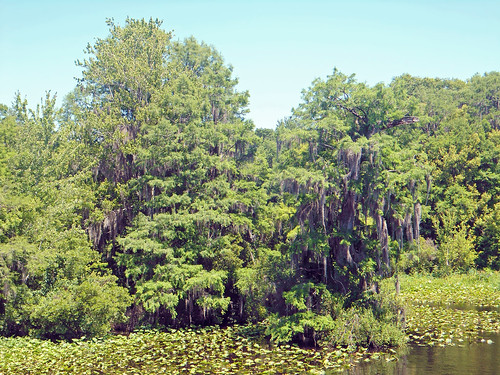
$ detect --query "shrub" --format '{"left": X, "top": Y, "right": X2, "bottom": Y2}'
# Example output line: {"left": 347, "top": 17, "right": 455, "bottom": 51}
{"left": 265, "top": 282, "right": 340, "bottom": 346}
{"left": 326, "top": 306, "right": 406, "bottom": 349}
{"left": 437, "top": 226, "right": 477, "bottom": 272}
{"left": 29, "top": 274, "right": 132, "bottom": 340}
{"left": 398, "top": 238, "right": 438, "bottom": 274}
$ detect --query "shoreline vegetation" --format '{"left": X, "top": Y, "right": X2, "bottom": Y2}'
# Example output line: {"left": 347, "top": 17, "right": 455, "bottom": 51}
{"left": 1, "top": 17, "right": 500, "bottom": 373}
{"left": 1, "top": 272, "right": 498, "bottom": 374}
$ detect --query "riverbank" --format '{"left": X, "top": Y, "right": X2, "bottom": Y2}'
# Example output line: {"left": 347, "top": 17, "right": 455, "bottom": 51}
{"left": 0, "top": 271, "right": 498, "bottom": 374}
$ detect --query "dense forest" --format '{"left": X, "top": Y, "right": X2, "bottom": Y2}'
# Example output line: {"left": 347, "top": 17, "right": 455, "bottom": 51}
{"left": 1, "top": 18, "right": 499, "bottom": 346}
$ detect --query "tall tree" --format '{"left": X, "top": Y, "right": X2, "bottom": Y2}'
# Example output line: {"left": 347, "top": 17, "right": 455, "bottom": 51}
{"left": 72, "top": 18, "right": 271, "bottom": 326}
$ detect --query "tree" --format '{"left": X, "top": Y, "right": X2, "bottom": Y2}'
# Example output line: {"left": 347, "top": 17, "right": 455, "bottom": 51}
{"left": 255, "top": 70, "right": 430, "bottom": 344}
{"left": 72, "top": 18, "right": 267, "bottom": 326}
{"left": 0, "top": 92, "right": 130, "bottom": 338}
{"left": 280, "top": 69, "right": 429, "bottom": 290}
{"left": 2, "top": 16, "right": 499, "bottom": 345}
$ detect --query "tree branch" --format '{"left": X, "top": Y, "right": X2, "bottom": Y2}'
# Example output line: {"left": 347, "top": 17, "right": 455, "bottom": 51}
{"left": 385, "top": 116, "right": 419, "bottom": 129}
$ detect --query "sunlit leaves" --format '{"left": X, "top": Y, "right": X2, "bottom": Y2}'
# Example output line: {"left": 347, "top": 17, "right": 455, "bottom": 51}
{"left": 78, "top": 17, "right": 170, "bottom": 112}
{"left": 30, "top": 274, "right": 131, "bottom": 340}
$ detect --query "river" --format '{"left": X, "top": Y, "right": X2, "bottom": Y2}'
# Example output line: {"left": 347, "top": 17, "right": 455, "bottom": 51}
{"left": 344, "top": 332, "right": 500, "bottom": 374}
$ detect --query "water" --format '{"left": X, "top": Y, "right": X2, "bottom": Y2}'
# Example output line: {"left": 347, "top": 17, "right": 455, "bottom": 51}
{"left": 428, "top": 301, "right": 500, "bottom": 313}
{"left": 345, "top": 332, "right": 500, "bottom": 375}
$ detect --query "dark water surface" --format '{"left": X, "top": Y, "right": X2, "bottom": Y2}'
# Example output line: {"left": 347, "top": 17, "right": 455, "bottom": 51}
{"left": 345, "top": 332, "right": 500, "bottom": 375}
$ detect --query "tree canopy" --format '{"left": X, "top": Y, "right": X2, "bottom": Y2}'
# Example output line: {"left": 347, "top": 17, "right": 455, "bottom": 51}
{"left": 0, "top": 18, "right": 498, "bottom": 345}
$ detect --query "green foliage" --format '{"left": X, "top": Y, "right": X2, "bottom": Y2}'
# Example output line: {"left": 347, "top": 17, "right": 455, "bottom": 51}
{"left": 326, "top": 306, "right": 406, "bottom": 349}
{"left": 235, "top": 247, "right": 290, "bottom": 322}
{"left": 266, "top": 311, "right": 335, "bottom": 345}
{"left": 1, "top": 17, "right": 500, "bottom": 350}
{"left": 476, "top": 202, "right": 500, "bottom": 270}
{"left": 266, "top": 281, "right": 406, "bottom": 349}
{"left": 398, "top": 238, "right": 438, "bottom": 274}
{"left": 266, "top": 283, "right": 343, "bottom": 346}
{"left": 135, "top": 280, "right": 178, "bottom": 317}
{"left": 437, "top": 225, "right": 477, "bottom": 272}
{"left": 30, "top": 275, "right": 131, "bottom": 340}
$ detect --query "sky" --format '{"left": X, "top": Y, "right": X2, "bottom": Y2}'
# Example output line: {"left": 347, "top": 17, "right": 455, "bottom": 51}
{"left": 1, "top": 0, "right": 499, "bottom": 129}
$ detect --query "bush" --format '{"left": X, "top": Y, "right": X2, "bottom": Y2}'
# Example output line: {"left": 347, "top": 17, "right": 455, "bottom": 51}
{"left": 266, "top": 311, "right": 334, "bottom": 346}
{"left": 265, "top": 282, "right": 341, "bottom": 346}
{"left": 398, "top": 238, "right": 438, "bottom": 274}
{"left": 326, "top": 306, "right": 406, "bottom": 349}
{"left": 475, "top": 203, "right": 500, "bottom": 270}
{"left": 264, "top": 281, "right": 406, "bottom": 349}
{"left": 29, "top": 274, "right": 132, "bottom": 340}
{"left": 437, "top": 226, "right": 477, "bottom": 272}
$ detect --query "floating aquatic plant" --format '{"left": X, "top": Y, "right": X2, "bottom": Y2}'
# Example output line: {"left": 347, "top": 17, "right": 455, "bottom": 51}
{"left": 381, "top": 272, "right": 500, "bottom": 347}
{"left": 0, "top": 325, "right": 387, "bottom": 374}
{"left": 1, "top": 272, "right": 498, "bottom": 374}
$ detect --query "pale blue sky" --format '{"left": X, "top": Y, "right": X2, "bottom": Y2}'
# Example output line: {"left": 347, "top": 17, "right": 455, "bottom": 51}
{"left": 1, "top": 0, "right": 499, "bottom": 128}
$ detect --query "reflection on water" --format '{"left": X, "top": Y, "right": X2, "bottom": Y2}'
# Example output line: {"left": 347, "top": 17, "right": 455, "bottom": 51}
{"left": 343, "top": 333, "right": 500, "bottom": 375}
